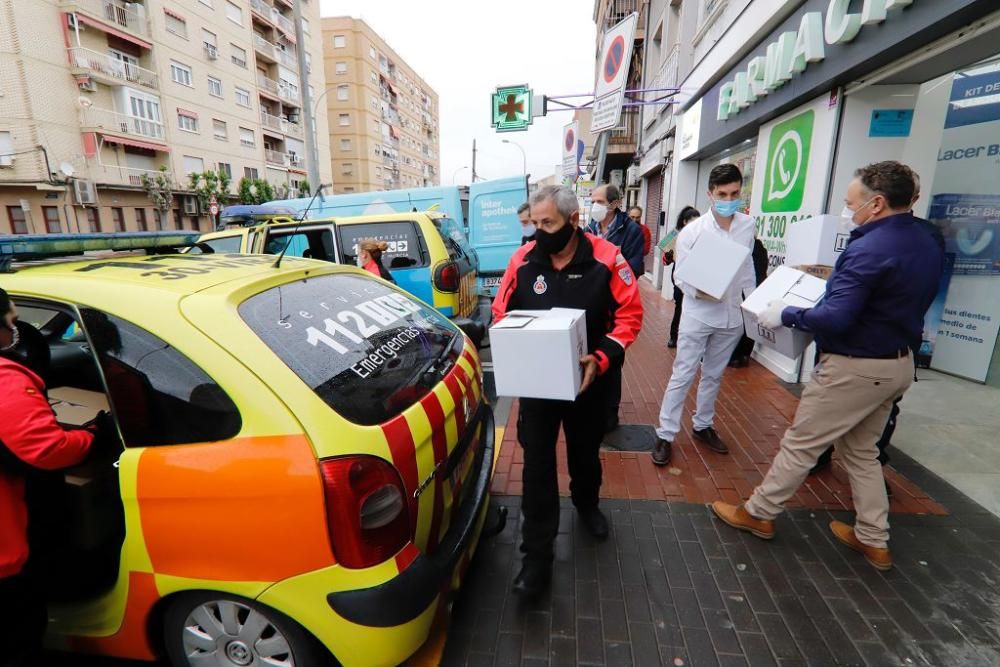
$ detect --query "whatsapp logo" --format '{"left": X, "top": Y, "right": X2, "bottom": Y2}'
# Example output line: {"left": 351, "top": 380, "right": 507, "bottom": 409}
{"left": 762, "top": 110, "right": 814, "bottom": 213}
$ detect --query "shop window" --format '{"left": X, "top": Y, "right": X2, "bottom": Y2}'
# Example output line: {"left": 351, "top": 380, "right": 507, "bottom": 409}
{"left": 112, "top": 207, "right": 126, "bottom": 232}
{"left": 6, "top": 206, "right": 28, "bottom": 234}
{"left": 135, "top": 208, "right": 148, "bottom": 231}
{"left": 84, "top": 208, "right": 101, "bottom": 233}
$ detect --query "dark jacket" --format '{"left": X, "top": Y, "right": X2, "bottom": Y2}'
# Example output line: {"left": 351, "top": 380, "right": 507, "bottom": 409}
{"left": 586, "top": 210, "right": 645, "bottom": 278}
{"left": 492, "top": 230, "right": 644, "bottom": 376}
{"left": 782, "top": 213, "right": 946, "bottom": 357}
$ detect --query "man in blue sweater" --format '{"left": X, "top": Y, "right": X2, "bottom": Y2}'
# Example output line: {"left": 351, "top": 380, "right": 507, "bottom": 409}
{"left": 711, "top": 162, "right": 945, "bottom": 572}
{"left": 587, "top": 184, "right": 645, "bottom": 431}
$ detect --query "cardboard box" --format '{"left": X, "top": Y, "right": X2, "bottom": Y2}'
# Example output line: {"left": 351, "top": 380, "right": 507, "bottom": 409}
{"left": 490, "top": 308, "right": 587, "bottom": 401}
{"left": 48, "top": 387, "right": 109, "bottom": 426}
{"left": 796, "top": 264, "right": 834, "bottom": 280}
{"left": 741, "top": 266, "right": 827, "bottom": 358}
{"left": 672, "top": 232, "right": 751, "bottom": 300}
{"left": 785, "top": 214, "right": 853, "bottom": 268}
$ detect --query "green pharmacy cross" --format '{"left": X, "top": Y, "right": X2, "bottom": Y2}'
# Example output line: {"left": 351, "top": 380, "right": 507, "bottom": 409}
{"left": 492, "top": 85, "right": 533, "bottom": 132}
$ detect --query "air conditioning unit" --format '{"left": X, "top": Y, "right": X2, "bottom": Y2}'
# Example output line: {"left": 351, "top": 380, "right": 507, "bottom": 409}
{"left": 73, "top": 179, "right": 97, "bottom": 204}
{"left": 78, "top": 77, "right": 98, "bottom": 93}
{"left": 183, "top": 196, "right": 198, "bottom": 215}
{"left": 627, "top": 165, "right": 640, "bottom": 186}
{"left": 204, "top": 43, "right": 218, "bottom": 60}
{"left": 0, "top": 155, "right": 13, "bottom": 168}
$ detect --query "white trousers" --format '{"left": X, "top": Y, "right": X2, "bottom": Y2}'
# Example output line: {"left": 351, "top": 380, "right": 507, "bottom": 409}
{"left": 656, "top": 314, "right": 744, "bottom": 441}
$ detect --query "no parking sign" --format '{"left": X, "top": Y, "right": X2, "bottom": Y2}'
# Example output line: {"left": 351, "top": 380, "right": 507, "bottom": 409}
{"left": 591, "top": 13, "right": 638, "bottom": 133}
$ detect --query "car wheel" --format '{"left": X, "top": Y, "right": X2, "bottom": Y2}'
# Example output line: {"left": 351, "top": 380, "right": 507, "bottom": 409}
{"left": 164, "top": 592, "right": 330, "bottom": 667}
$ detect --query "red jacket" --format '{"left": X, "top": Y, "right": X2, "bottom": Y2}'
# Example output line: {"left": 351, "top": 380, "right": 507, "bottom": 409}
{"left": 0, "top": 357, "right": 93, "bottom": 578}
{"left": 492, "top": 231, "right": 643, "bottom": 375}
{"left": 640, "top": 223, "right": 651, "bottom": 256}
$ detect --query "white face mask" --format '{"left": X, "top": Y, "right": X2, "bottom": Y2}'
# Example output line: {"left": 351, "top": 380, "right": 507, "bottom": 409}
{"left": 841, "top": 196, "right": 877, "bottom": 227}
{"left": 356, "top": 254, "right": 365, "bottom": 267}
{"left": 590, "top": 202, "right": 609, "bottom": 223}
{"left": 1, "top": 321, "right": 19, "bottom": 352}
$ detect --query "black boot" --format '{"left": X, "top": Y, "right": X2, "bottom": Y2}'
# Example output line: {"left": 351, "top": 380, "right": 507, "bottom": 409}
{"left": 512, "top": 560, "right": 552, "bottom": 597}
{"left": 577, "top": 506, "right": 609, "bottom": 540}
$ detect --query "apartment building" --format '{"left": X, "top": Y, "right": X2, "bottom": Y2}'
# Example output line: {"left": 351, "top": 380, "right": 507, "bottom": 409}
{"left": 0, "top": 0, "right": 331, "bottom": 235}
{"left": 321, "top": 17, "right": 439, "bottom": 195}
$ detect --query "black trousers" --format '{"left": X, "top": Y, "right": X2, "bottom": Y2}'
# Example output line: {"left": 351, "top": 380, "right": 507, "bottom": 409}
{"left": 605, "top": 357, "right": 623, "bottom": 429}
{"left": 517, "top": 376, "right": 609, "bottom": 564}
{"left": 670, "top": 286, "right": 684, "bottom": 341}
{"left": 0, "top": 573, "right": 47, "bottom": 667}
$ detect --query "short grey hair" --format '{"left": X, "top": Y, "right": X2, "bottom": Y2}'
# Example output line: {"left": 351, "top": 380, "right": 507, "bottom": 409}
{"left": 529, "top": 185, "right": 579, "bottom": 222}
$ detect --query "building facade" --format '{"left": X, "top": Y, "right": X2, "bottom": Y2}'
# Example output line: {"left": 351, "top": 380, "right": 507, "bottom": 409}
{"left": 0, "top": 0, "right": 331, "bottom": 234}
{"left": 320, "top": 17, "right": 439, "bottom": 195}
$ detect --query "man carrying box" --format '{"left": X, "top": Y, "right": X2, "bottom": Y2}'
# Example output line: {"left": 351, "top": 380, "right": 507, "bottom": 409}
{"left": 711, "top": 161, "right": 945, "bottom": 572}
{"left": 492, "top": 185, "right": 643, "bottom": 598}
{"left": 653, "top": 164, "right": 757, "bottom": 465}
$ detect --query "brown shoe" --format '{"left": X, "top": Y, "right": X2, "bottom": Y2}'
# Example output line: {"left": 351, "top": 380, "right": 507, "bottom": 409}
{"left": 693, "top": 427, "right": 729, "bottom": 454}
{"left": 711, "top": 501, "right": 775, "bottom": 540}
{"left": 829, "top": 520, "right": 892, "bottom": 571}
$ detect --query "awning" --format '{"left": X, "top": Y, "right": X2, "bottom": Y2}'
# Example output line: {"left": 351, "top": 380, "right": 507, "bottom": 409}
{"left": 73, "top": 12, "right": 153, "bottom": 50}
{"left": 99, "top": 133, "right": 169, "bottom": 152}
{"left": 389, "top": 126, "right": 400, "bottom": 140}
{"left": 163, "top": 6, "right": 185, "bottom": 20}
{"left": 177, "top": 107, "right": 198, "bottom": 119}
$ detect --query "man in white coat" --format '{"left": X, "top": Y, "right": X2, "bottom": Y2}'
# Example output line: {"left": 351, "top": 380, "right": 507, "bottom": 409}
{"left": 652, "top": 164, "right": 757, "bottom": 465}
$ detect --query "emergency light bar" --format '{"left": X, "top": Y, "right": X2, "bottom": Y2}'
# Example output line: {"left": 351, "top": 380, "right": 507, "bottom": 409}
{"left": 0, "top": 231, "right": 201, "bottom": 269}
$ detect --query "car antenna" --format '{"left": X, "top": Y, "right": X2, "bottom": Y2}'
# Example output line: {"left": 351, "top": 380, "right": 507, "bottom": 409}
{"left": 273, "top": 183, "right": 328, "bottom": 269}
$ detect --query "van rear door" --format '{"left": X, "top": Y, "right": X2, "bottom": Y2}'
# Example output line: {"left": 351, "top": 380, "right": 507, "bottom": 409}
{"left": 468, "top": 176, "right": 529, "bottom": 298}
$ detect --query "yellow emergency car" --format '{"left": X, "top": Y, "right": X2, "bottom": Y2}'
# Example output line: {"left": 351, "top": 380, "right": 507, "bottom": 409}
{"left": 1, "top": 233, "right": 494, "bottom": 667}
{"left": 192, "top": 211, "right": 481, "bottom": 324}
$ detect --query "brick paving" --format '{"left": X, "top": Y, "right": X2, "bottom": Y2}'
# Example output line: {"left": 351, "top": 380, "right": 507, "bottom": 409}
{"left": 444, "top": 474, "right": 1000, "bottom": 667}
{"left": 491, "top": 281, "right": 947, "bottom": 516}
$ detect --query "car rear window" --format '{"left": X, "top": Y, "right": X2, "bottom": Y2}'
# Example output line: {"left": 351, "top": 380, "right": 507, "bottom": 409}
{"left": 338, "top": 221, "right": 427, "bottom": 269}
{"left": 238, "top": 273, "right": 461, "bottom": 425}
{"left": 263, "top": 227, "right": 338, "bottom": 262}
{"left": 190, "top": 235, "right": 244, "bottom": 254}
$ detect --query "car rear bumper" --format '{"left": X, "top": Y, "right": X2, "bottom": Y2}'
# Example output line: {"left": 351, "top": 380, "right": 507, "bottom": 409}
{"left": 325, "top": 403, "right": 495, "bottom": 627}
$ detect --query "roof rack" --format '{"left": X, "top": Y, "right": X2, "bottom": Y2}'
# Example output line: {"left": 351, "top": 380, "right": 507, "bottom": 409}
{"left": 0, "top": 231, "right": 201, "bottom": 272}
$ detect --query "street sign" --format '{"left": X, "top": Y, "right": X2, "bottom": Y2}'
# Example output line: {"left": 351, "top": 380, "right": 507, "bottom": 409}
{"left": 562, "top": 121, "right": 578, "bottom": 178}
{"left": 491, "top": 84, "right": 533, "bottom": 132}
{"left": 209, "top": 202, "right": 219, "bottom": 216}
{"left": 591, "top": 13, "right": 638, "bottom": 133}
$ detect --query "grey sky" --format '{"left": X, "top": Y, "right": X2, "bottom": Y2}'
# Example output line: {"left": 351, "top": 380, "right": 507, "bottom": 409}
{"left": 318, "top": 0, "right": 597, "bottom": 185}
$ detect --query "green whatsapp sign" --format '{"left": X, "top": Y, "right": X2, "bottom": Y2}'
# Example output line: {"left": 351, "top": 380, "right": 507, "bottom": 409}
{"left": 762, "top": 110, "right": 814, "bottom": 213}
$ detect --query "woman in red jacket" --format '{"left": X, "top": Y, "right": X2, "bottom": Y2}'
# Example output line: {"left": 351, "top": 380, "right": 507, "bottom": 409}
{"left": 356, "top": 239, "right": 396, "bottom": 284}
{"left": 0, "top": 288, "right": 96, "bottom": 666}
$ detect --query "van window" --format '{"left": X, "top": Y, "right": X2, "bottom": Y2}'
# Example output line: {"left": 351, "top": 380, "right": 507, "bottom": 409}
{"left": 337, "top": 221, "right": 427, "bottom": 269}
{"left": 80, "top": 309, "right": 242, "bottom": 447}
{"left": 190, "top": 235, "right": 244, "bottom": 254}
{"left": 239, "top": 273, "right": 461, "bottom": 425}
{"left": 263, "top": 227, "right": 338, "bottom": 262}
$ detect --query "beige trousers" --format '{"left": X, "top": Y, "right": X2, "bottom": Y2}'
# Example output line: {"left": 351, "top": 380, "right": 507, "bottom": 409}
{"left": 745, "top": 353, "right": 913, "bottom": 548}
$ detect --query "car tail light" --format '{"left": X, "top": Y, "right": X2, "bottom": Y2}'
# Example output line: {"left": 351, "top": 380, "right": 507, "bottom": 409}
{"left": 320, "top": 455, "right": 410, "bottom": 569}
{"left": 434, "top": 261, "right": 461, "bottom": 292}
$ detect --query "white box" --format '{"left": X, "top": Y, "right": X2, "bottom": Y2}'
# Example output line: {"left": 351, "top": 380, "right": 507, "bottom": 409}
{"left": 784, "top": 214, "right": 853, "bottom": 268}
{"left": 490, "top": 308, "right": 587, "bottom": 401}
{"left": 741, "top": 266, "right": 827, "bottom": 359}
{"left": 673, "top": 231, "right": 751, "bottom": 300}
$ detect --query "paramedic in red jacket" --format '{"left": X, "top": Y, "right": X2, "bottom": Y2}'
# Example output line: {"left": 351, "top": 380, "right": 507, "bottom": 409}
{"left": 492, "top": 185, "right": 643, "bottom": 598}
{"left": 0, "top": 288, "right": 95, "bottom": 665}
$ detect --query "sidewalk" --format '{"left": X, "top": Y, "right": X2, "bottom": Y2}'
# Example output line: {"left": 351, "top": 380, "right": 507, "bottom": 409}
{"left": 443, "top": 281, "right": 1000, "bottom": 666}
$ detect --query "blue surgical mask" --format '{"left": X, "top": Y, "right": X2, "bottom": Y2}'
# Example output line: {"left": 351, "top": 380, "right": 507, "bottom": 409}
{"left": 713, "top": 198, "right": 744, "bottom": 217}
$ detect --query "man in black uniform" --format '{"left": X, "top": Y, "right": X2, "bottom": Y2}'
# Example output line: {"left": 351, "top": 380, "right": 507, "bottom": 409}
{"left": 493, "top": 185, "right": 644, "bottom": 597}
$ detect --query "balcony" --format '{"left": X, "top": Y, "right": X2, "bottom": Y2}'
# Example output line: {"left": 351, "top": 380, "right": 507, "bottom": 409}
{"left": 60, "top": 0, "right": 150, "bottom": 41}
{"left": 260, "top": 111, "right": 283, "bottom": 134}
{"left": 284, "top": 119, "right": 303, "bottom": 139}
{"left": 608, "top": 108, "right": 639, "bottom": 152}
{"left": 278, "top": 82, "right": 300, "bottom": 105}
{"left": 253, "top": 34, "right": 278, "bottom": 63}
{"left": 265, "top": 149, "right": 288, "bottom": 166}
{"left": 287, "top": 154, "right": 304, "bottom": 169}
{"left": 257, "top": 73, "right": 279, "bottom": 98}
{"left": 601, "top": 0, "right": 646, "bottom": 38}
{"left": 643, "top": 44, "right": 680, "bottom": 129}
{"left": 69, "top": 47, "right": 158, "bottom": 90}
{"left": 278, "top": 48, "right": 298, "bottom": 71}
{"left": 249, "top": 0, "right": 271, "bottom": 21}
{"left": 273, "top": 11, "right": 295, "bottom": 37}
{"left": 82, "top": 107, "right": 165, "bottom": 143}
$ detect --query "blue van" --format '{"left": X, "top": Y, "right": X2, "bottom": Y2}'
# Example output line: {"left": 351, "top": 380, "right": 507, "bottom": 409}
{"left": 271, "top": 176, "right": 528, "bottom": 300}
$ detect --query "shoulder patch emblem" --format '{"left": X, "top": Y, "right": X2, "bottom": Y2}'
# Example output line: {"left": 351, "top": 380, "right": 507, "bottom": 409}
{"left": 533, "top": 275, "right": 548, "bottom": 295}
{"left": 615, "top": 253, "right": 627, "bottom": 266}
{"left": 618, "top": 267, "right": 634, "bottom": 286}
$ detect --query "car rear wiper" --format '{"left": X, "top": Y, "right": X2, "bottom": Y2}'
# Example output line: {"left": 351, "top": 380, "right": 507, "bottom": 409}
{"left": 417, "top": 331, "right": 460, "bottom": 387}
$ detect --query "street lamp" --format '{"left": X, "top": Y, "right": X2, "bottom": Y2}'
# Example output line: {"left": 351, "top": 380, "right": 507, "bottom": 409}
{"left": 502, "top": 139, "right": 526, "bottom": 175}
{"left": 452, "top": 165, "right": 469, "bottom": 184}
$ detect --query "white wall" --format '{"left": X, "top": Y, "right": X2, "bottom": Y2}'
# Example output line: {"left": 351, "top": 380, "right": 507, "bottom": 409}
{"left": 827, "top": 85, "right": 920, "bottom": 212}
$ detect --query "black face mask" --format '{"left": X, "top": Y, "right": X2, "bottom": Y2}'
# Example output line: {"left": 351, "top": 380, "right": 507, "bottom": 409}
{"left": 534, "top": 222, "right": 575, "bottom": 256}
